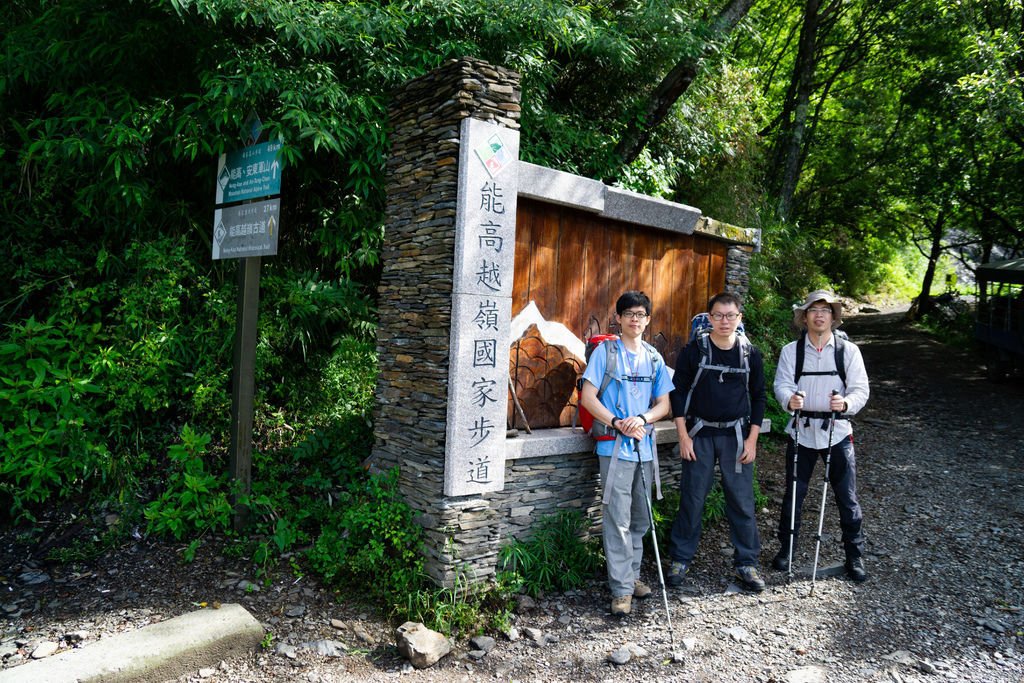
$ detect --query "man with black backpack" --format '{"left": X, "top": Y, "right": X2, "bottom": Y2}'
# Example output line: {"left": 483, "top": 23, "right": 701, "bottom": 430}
{"left": 770, "top": 290, "right": 871, "bottom": 582}
{"left": 578, "top": 291, "right": 673, "bottom": 617}
{"left": 666, "top": 292, "right": 768, "bottom": 592}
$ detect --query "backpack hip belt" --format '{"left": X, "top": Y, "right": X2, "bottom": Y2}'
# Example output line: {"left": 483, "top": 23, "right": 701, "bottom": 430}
{"left": 687, "top": 417, "right": 747, "bottom": 473}
{"left": 796, "top": 410, "right": 849, "bottom": 421}
{"left": 601, "top": 424, "right": 661, "bottom": 506}
{"left": 682, "top": 334, "right": 753, "bottom": 474}
{"left": 591, "top": 421, "right": 617, "bottom": 439}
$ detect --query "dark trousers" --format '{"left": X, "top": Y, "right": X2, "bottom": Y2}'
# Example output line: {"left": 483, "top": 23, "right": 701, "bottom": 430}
{"left": 777, "top": 435, "right": 864, "bottom": 559}
{"left": 669, "top": 432, "right": 760, "bottom": 567}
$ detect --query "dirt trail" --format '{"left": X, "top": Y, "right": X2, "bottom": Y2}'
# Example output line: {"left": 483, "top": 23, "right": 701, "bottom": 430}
{"left": 3, "top": 308, "right": 1023, "bottom": 682}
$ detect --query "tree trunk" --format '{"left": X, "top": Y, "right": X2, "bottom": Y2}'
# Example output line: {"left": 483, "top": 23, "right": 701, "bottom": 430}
{"left": 773, "top": 0, "right": 820, "bottom": 220}
{"left": 915, "top": 210, "right": 946, "bottom": 318}
{"left": 609, "top": 0, "right": 754, "bottom": 173}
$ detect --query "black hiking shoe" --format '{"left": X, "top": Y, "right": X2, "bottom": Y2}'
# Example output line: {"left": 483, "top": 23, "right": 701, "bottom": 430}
{"left": 845, "top": 557, "right": 868, "bottom": 583}
{"left": 666, "top": 561, "right": 689, "bottom": 587}
{"left": 771, "top": 550, "right": 790, "bottom": 572}
{"left": 734, "top": 565, "right": 766, "bottom": 592}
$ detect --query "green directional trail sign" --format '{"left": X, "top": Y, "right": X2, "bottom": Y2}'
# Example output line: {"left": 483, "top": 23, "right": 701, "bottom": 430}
{"left": 213, "top": 198, "right": 281, "bottom": 260}
{"left": 216, "top": 141, "right": 283, "bottom": 204}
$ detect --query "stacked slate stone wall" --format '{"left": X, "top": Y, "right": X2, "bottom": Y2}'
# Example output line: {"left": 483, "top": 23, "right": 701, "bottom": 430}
{"left": 491, "top": 444, "right": 684, "bottom": 541}
{"left": 726, "top": 246, "right": 753, "bottom": 300}
{"left": 370, "top": 58, "right": 521, "bottom": 585}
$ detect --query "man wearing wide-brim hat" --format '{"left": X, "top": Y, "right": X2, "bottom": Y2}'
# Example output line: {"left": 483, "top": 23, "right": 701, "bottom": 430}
{"left": 792, "top": 289, "right": 844, "bottom": 330}
{"left": 771, "top": 290, "right": 871, "bottom": 583}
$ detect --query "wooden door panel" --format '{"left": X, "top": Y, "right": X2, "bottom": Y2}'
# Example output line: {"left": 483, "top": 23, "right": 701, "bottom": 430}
{"left": 511, "top": 199, "right": 729, "bottom": 428}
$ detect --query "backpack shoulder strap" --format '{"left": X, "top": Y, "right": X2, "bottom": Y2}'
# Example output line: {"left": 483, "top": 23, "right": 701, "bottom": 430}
{"left": 684, "top": 334, "right": 752, "bottom": 418}
{"left": 697, "top": 333, "right": 713, "bottom": 365}
{"left": 794, "top": 330, "right": 848, "bottom": 387}
{"left": 794, "top": 330, "right": 806, "bottom": 384}
{"left": 740, "top": 335, "right": 752, "bottom": 417}
{"left": 641, "top": 340, "right": 663, "bottom": 408}
{"left": 737, "top": 335, "right": 751, "bottom": 372}
{"left": 641, "top": 340, "right": 662, "bottom": 378}
{"left": 834, "top": 335, "right": 847, "bottom": 386}
{"left": 682, "top": 334, "right": 711, "bottom": 416}
{"left": 596, "top": 340, "right": 618, "bottom": 401}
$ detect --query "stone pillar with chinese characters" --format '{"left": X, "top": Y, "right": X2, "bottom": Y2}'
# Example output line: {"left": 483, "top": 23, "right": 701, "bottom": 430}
{"left": 444, "top": 118, "right": 519, "bottom": 496}
{"left": 369, "top": 58, "right": 522, "bottom": 587}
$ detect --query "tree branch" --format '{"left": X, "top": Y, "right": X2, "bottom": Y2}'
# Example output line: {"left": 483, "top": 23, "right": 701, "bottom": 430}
{"left": 610, "top": 0, "right": 754, "bottom": 172}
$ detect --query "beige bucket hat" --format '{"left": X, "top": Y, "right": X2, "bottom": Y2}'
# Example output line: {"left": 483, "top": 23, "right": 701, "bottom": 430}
{"left": 793, "top": 289, "right": 843, "bottom": 329}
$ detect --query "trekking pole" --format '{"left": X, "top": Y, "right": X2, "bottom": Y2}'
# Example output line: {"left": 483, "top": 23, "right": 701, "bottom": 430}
{"left": 809, "top": 390, "right": 840, "bottom": 597}
{"left": 786, "top": 390, "right": 806, "bottom": 584}
{"left": 633, "top": 438, "right": 682, "bottom": 663}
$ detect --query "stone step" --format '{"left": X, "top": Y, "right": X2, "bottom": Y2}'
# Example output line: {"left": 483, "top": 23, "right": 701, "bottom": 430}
{"left": 0, "top": 603, "right": 263, "bottom": 683}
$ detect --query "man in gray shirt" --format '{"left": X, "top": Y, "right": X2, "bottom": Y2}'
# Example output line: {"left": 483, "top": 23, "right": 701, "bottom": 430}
{"left": 771, "top": 290, "right": 871, "bottom": 582}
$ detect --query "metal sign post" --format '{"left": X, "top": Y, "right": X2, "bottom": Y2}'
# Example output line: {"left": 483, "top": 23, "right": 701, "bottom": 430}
{"left": 212, "top": 122, "right": 283, "bottom": 531}
{"left": 228, "top": 256, "right": 261, "bottom": 530}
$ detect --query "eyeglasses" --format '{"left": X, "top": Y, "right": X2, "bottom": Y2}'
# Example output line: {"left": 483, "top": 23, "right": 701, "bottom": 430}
{"left": 620, "top": 311, "right": 649, "bottom": 320}
{"left": 807, "top": 307, "right": 833, "bottom": 316}
{"left": 710, "top": 312, "right": 740, "bottom": 321}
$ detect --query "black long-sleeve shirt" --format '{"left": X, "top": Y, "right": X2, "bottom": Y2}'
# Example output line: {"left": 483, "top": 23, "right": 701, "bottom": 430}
{"left": 669, "top": 336, "right": 767, "bottom": 431}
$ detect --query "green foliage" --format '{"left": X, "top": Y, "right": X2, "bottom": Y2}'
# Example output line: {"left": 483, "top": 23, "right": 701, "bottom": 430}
{"left": 240, "top": 338, "right": 377, "bottom": 572}
{"left": 0, "top": 315, "right": 111, "bottom": 521}
{"left": 260, "top": 275, "right": 375, "bottom": 363}
{"left": 670, "top": 62, "right": 770, "bottom": 219}
{"left": 45, "top": 525, "right": 130, "bottom": 565}
{"left": 144, "top": 426, "right": 234, "bottom": 557}
{"left": 307, "top": 468, "right": 425, "bottom": 605}
{"left": 498, "top": 510, "right": 603, "bottom": 597}
{"left": 700, "top": 474, "right": 769, "bottom": 526}
{"left": 101, "top": 239, "right": 235, "bottom": 434}
{"left": 866, "top": 244, "right": 933, "bottom": 301}
{"left": 397, "top": 570, "right": 505, "bottom": 638}
{"left": 0, "top": 235, "right": 239, "bottom": 522}
{"left": 915, "top": 296, "right": 975, "bottom": 350}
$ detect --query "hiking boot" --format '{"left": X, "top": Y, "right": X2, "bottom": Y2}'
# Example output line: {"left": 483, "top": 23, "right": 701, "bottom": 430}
{"left": 633, "top": 580, "right": 652, "bottom": 599}
{"left": 666, "top": 561, "right": 689, "bottom": 587}
{"left": 610, "top": 595, "right": 632, "bottom": 616}
{"left": 845, "top": 557, "right": 868, "bottom": 583}
{"left": 771, "top": 549, "right": 790, "bottom": 572}
{"left": 734, "top": 565, "right": 766, "bottom": 592}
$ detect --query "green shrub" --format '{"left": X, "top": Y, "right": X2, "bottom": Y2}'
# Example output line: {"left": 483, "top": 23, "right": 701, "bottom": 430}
{"left": 103, "top": 240, "right": 234, "bottom": 436}
{"left": 498, "top": 510, "right": 604, "bottom": 597}
{"left": 0, "top": 316, "right": 112, "bottom": 521}
{"left": 241, "top": 338, "right": 378, "bottom": 569}
{"left": 307, "top": 468, "right": 425, "bottom": 605}
{"left": 916, "top": 297, "right": 975, "bottom": 349}
{"left": 398, "top": 573, "right": 489, "bottom": 638}
{"left": 143, "top": 426, "right": 233, "bottom": 560}
{"left": 0, "top": 234, "right": 242, "bottom": 523}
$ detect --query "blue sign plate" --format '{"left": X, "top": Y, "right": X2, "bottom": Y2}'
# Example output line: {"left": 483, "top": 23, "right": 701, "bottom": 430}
{"left": 216, "top": 141, "right": 283, "bottom": 204}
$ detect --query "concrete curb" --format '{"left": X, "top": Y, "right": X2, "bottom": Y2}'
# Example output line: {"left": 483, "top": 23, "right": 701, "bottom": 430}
{"left": 0, "top": 603, "right": 264, "bottom": 683}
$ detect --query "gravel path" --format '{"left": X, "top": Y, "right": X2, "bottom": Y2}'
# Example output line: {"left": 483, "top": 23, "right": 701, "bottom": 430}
{"left": 3, "top": 307, "right": 1023, "bottom": 682}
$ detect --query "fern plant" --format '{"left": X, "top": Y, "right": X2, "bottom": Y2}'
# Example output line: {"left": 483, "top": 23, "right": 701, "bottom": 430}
{"left": 498, "top": 510, "right": 604, "bottom": 597}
